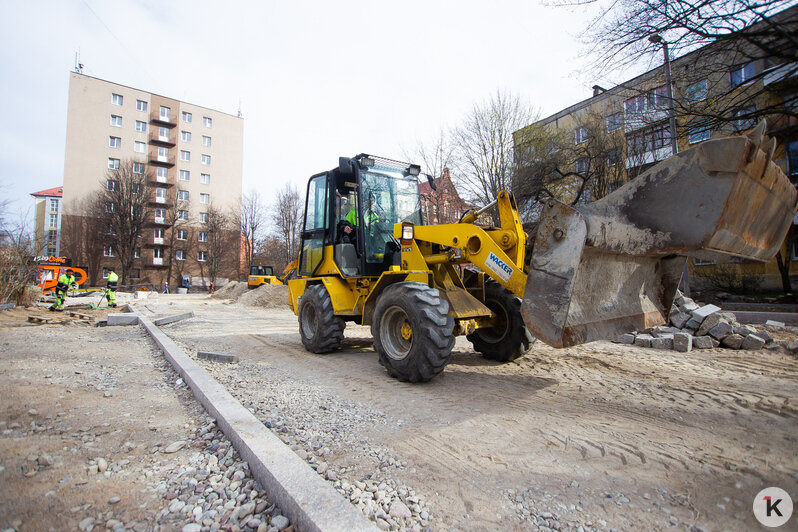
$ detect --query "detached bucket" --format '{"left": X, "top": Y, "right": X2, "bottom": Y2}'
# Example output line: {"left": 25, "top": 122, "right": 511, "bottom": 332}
{"left": 521, "top": 122, "right": 798, "bottom": 347}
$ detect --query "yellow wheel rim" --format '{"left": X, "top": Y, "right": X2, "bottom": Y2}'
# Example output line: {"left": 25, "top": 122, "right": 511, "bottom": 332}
{"left": 400, "top": 320, "right": 413, "bottom": 341}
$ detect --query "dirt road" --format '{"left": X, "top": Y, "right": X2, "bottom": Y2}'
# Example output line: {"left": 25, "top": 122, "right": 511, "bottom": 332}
{"left": 138, "top": 291, "right": 798, "bottom": 531}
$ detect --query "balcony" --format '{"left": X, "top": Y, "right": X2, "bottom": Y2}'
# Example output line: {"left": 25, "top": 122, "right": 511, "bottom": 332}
{"left": 152, "top": 257, "right": 164, "bottom": 266}
{"left": 149, "top": 130, "right": 176, "bottom": 147}
{"left": 150, "top": 110, "right": 176, "bottom": 128}
{"left": 148, "top": 152, "right": 176, "bottom": 167}
{"left": 153, "top": 216, "right": 166, "bottom": 225}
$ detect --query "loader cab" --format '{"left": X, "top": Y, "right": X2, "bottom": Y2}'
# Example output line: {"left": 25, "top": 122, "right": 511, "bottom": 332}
{"left": 298, "top": 154, "right": 424, "bottom": 279}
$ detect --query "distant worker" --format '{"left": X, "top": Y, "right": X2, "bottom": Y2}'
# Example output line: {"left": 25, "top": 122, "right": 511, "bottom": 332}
{"left": 163, "top": 281, "right": 169, "bottom": 294}
{"left": 106, "top": 267, "right": 119, "bottom": 308}
{"left": 49, "top": 268, "right": 76, "bottom": 311}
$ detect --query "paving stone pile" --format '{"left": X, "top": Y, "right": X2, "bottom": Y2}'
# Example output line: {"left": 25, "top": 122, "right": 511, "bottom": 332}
{"left": 613, "top": 291, "right": 780, "bottom": 353}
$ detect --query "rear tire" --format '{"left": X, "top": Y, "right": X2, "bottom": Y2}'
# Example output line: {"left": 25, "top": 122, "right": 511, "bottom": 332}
{"left": 298, "top": 284, "right": 345, "bottom": 353}
{"left": 467, "top": 281, "right": 535, "bottom": 362}
{"left": 372, "top": 282, "right": 455, "bottom": 382}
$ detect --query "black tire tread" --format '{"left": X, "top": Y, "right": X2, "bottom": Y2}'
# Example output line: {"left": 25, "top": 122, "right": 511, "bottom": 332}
{"left": 298, "top": 284, "right": 345, "bottom": 354}
{"left": 467, "top": 281, "right": 534, "bottom": 362}
{"left": 372, "top": 282, "right": 455, "bottom": 382}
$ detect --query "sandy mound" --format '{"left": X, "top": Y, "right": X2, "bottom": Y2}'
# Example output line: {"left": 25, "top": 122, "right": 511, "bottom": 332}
{"left": 211, "top": 281, "right": 249, "bottom": 300}
{"left": 234, "top": 284, "right": 290, "bottom": 308}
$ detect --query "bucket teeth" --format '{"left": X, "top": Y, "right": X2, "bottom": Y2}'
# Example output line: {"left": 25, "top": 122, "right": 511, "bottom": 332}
{"left": 746, "top": 120, "right": 767, "bottom": 162}
{"left": 762, "top": 136, "right": 777, "bottom": 162}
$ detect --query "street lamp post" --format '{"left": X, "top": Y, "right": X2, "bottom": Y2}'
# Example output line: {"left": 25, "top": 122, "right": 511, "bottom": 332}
{"left": 649, "top": 34, "right": 678, "bottom": 156}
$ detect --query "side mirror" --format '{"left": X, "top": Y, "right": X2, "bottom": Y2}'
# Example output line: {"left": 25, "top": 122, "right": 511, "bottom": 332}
{"left": 426, "top": 174, "right": 437, "bottom": 191}
{"left": 338, "top": 157, "right": 354, "bottom": 175}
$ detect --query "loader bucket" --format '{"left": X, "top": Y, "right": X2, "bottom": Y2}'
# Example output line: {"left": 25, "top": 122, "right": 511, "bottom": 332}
{"left": 521, "top": 122, "right": 798, "bottom": 347}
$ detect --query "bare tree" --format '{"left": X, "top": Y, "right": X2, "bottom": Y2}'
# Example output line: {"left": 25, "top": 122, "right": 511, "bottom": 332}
{"left": 101, "top": 161, "right": 150, "bottom": 284}
{"left": 451, "top": 91, "right": 537, "bottom": 206}
{"left": 61, "top": 196, "right": 106, "bottom": 285}
{"left": 198, "top": 203, "right": 237, "bottom": 287}
{"left": 0, "top": 212, "right": 36, "bottom": 305}
{"left": 164, "top": 198, "right": 190, "bottom": 287}
{"left": 272, "top": 184, "right": 303, "bottom": 268}
{"left": 238, "top": 190, "right": 268, "bottom": 274}
{"left": 404, "top": 130, "right": 463, "bottom": 224}
{"left": 578, "top": 0, "right": 797, "bottom": 131}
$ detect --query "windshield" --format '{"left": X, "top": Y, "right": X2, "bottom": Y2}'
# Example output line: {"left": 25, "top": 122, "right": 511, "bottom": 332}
{"left": 250, "top": 265, "right": 273, "bottom": 276}
{"left": 359, "top": 168, "right": 422, "bottom": 263}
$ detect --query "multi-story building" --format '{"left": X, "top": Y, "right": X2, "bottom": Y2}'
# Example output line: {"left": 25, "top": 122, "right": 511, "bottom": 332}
{"left": 514, "top": 6, "right": 797, "bottom": 290}
{"left": 419, "top": 169, "right": 472, "bottom": 224}
{"left": 30, "top": 186, "right": 63, "bottom": 257}
{"left": 61, "top": 72, "right": 243, "bottom": 286}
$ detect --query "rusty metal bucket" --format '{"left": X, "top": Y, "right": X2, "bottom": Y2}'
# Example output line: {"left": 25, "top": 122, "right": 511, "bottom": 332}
{"left": 521, "top": 122, "right": 798, "bottom": 347}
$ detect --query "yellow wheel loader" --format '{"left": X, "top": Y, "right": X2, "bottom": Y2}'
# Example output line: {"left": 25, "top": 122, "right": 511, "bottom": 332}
{"left": 287, "top": 122, "right": 798, "bottom": 382}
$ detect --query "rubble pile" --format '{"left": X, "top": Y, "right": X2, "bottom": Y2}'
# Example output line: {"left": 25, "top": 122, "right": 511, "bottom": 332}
{"left": 614, "top": 291, "right": 777, "bottom": 353}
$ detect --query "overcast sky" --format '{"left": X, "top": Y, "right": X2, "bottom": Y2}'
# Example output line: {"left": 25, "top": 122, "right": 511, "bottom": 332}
{"left": 1, "top": 0, "right": 612, "bottom": 227}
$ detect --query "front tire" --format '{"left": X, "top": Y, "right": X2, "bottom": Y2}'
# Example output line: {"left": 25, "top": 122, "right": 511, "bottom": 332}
{"left": 298, "top": 284, "right": 345, "bottom": 353}
{"left": 467, "top": 281, "right": 535, "bottom": 362}
{"left": 372, "top": 282, "right": 455, "bottom": 382}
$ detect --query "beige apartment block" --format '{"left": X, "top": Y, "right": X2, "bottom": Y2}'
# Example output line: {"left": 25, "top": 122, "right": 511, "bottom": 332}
{"left": 61, "top": 72, "right": 243, "bottom": 287}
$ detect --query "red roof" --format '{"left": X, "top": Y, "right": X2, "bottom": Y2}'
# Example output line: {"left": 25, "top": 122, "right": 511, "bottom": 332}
{"left": 31, "top": 186, "right": 63, "bottom": 197}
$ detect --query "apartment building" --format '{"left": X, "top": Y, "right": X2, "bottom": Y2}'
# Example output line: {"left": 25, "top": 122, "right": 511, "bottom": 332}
{"left": 30, "top": 186, "right": 63, "bottom": 257}
{"left": 514, "top": 6, "right": 797, "bottom": 290}
{"left": 61, "top": 72, "right": 243, "bottom": 286}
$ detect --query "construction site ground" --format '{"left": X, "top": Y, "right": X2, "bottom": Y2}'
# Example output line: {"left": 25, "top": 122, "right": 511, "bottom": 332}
{"left": 2, "top": 286, "right": 797, "bottom": 531}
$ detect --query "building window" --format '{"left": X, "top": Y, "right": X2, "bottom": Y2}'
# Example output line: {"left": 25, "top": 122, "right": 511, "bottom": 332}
{"left": 625, "top": 85, "right": 668, "bottom": 116}
{"left": 49, "top": 199, "right": 59, "bottom": 212}
{"left": 685, "top": 80, "right": 708, "bottom": 102}
{"left": 103, "top": 246, "right": 114, "bottom": 257}
{"left": 203, "top": 116, "right": 212, "bottom": 128}
{"left": 787, "top": 140, "right": 798, "bottom": 181}
{"left": 732, "top": 105, "right": 757, "bottom": 132}
{"left": 110, "top": 115, "right": 122, "bottom": 127}
{"left": 112, "top": 93, "right": 123, "bottom": 106}
{"left": 105, "top": 223, "right": 116, "bottom": 235}
{"left": 200, "top": 173, "right": 210, "bottom": 184}
{"left": 181, "top": 131, "right": 191, "bottom": 142}
{"left": 134, "top": 141, "right": 146, "bottom": 153}
{"left": 199, "top": 212, "right": 209, "bottom": 223}
{"left": 158, "top": 127, "right": 170, "bottom": 141}
{"left": 156, "top": 167, "right": 168, "bottom": 179}
{"left": 154, "top": 227, "right": 165, "bottom": 239}
{"left": 132, "top": 183, "right": 143, "bottom": 194}
{"left": 105, "top": 202, "right": 116, "bottom": 213}
{"left": 688, "top": 123, "right": 711, "bottom": 144}
{"left": 176, "top": 229, "right": 188, "bottom": 240}
{"left": 109, "top": 136, "right": 121, "bottom": 148}
{"left": 160, "top": 106, "right": 171, "bottom": 120}
{"left": 154, "top": 248, "right": 164, "bottom": 259}
{"left": 626, "top": 122, "right": 673, "bottom": 155}
{"left": 108, "top": 158, "right": 120, "bottom": 170}
{"left": 136, "top": 99, "right": 147, "bottom": 112}
{"left": 102, "top": 268, "right": 110, "bottom": 280}
{"left": 575, "top": 157, "right": 589, "bottom": 174}
{"left": 178, "top": 210, "right": 189, "bottom": 220}
{"left": 578, "top": 187, "right": 591, "bottom": 204}
{"left": 198, "top": 250, "right": 208, "bottom": 262}
{"left": 179, "top": 170, "right": 190, "bottom": 181}
{"left": 158, "top": 147, "right": 168, "bottom": 161}
{"left": 107, "top": 179, "right": 118, "bottom": 191}
{"left": 48, "top": 214, "right": 58, "bottom": 228}
{"left": 180, "top": 150, "right": 190, "bottom": 161}
{"left": 574, "top": 127, "right": 588, "bottom": 145}
{"left": 200, "top": 193, "right": 210, "bottom": 204}
{"left": 607, "top": 148, "right": 621, "bottom": 167}
{"left": 202, "top": 135, "right": 212, "bottom": 147}
{"left": 156, "top": 188, "right": 167, "bottom": 201}
{"left": 133, "top": 162, "right": 145, "bottom": 174}
{"left": 730, "top": 62, "right": 755, "bottom": 88}
{"left": 134, "top": 248, "right": 141, "bottom": 259}
{"left": 182, "top": 111, "right": 192, "bottom": 123}
{"left": 136, "top": 120, "right": 147, "bottom": 132}
{"left": 178, "top": 190, "right": 189, "bottom": 201}
{"left": 605, "top": 113, "right": 622, "bottom": 133}
{"left": 198, "top": 231, "right": 208, "bottom": 242}
{"left": 176, "top": 249, "right": 186, "bottom": 261}
{"left": 201, "top": 154, "right": 211, "bottom": 165}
